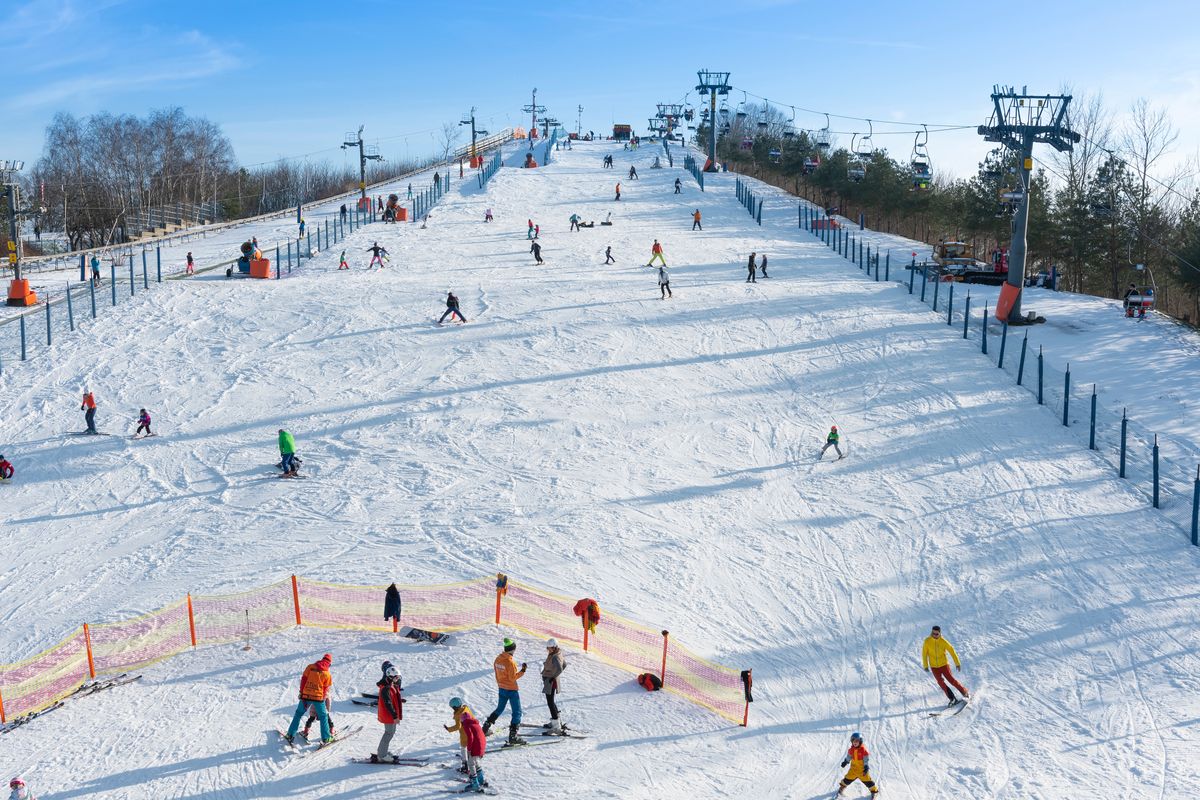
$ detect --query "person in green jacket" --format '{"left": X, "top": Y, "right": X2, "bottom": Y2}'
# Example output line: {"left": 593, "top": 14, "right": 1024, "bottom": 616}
{"left": 819, "top": 425, "right": 843, "bottom": 460}
{"left": 278, "top": 429, "right": 298, "bottom": 476}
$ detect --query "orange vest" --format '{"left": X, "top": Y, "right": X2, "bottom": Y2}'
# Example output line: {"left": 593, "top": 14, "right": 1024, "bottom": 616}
{"left": 299, "top": 663, "right": 331, "bottom": 701}
{"left": 493, "top": 652, "right": 524, "bottom": 690}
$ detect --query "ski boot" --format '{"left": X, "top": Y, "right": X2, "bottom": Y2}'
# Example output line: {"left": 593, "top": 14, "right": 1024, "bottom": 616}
{"left": 481, "top": 714, "right": 498, "bottom": 737}
{"left": 947, "top": 696, "right": 960, "bottom": 707}
{"left": 506, "top": 724, "right": 526, "bottom": 746}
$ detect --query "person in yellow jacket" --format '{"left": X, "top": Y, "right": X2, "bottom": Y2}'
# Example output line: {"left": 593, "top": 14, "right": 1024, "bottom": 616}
{"left": 482, "top": 638, "right": 527, "bottom": 744}
{"left": 444, "top": 696, "right": 475, "bottom": 773}
{"left": 922, "top": 625, "right": 970, "bottom": 706}
{"left": 837, "top": 731, "right": 879, "bottom": 796}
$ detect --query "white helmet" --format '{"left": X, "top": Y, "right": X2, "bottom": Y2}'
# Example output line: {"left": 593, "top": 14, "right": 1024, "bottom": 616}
{"left": 384, "top": 665, "right": 399, "bottom": 679}
{"left": 545, "top": 638, "right": 559, "bottom": 649}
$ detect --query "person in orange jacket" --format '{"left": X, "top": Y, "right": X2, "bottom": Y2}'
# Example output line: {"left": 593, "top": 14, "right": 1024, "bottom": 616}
{"left": 615, "top": 182, "right": 621, "bottom": 201}
{"left": 284, "top": 653, "right": 333, "bottom": 744}
{"left": 837, "top": 731, "right": 879, "bottom": 795}
{"left": 646, "top": 240, "right": 666, "bottom": 267}
{"left": 482, "top": 638, "right": 527, "bottom": 744}
{"left": 692, "top": 209, "right": 702, "bottom": 231}
{"left": 80, "top": 390, "right": 98, "bottom": 434}
{"left": 371, "top": 663, "right": 405, "bottom": 762}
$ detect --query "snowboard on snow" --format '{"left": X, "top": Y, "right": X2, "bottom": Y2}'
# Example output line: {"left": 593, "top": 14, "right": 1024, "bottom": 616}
{"left": 401, "top": 626, "right": 452, "bottom": 646}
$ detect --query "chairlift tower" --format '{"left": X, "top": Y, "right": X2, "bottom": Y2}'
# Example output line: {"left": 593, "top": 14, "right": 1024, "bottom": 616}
{"left": 657, "top": 103, "right": 685, "bottom": 140}
{"left": 523, "top": 89, "right": 546, "bottom": 149}
{"left": 576, "top": 105, "right": 583, "bottom": 138}
{"left": 342, "top": 126, "right": 383, "bottom": 204}
{"left": 978, "top": 86, "right": 1080, "bottom": 323}
{"left": 2, "top": 159, "right": 36, "bottom": 306}
{"left": 694, "top": 70, "right": 731, "bottom": 171}
{"left": 460, "top": 107, "right": 489, "bottom": 160}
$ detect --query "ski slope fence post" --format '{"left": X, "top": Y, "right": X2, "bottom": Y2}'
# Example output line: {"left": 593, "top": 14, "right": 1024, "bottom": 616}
{"left": 0, "top": 686, "right": 5, "bottom": 723}
{"left": 79, "top": 253, "right": 85, "bottom": 282}
{"left": 275, "top": 245, "right": 281, "bottom": 280}
{"left": 89, "top": 278, "right": 96, "bottom": 319}
{"left": 1017, "top": 332, "right": 1028, "bottom": 385}
{"left": 932, "top": 274, "right": 940, "bottom": 310}
{"left": 920, "top": 265, "right": 928, "bottom": 302}
{"left": 1089, "top": 386, "right": 1097, "bottom": 449}
{"left": 741, "top": 669, "right": 752, "bottom": 727}
{"left": 660, "top": 631, "right": 669, "bottom": 685}
{"left": 756, "top": 199, "right": 762, "bottom": 225}
{"left": 66, "top": 283, "right": 74, "bottom": 331}
{"left": 963, "top": 294, "right": 971, "bottom": 339}
{"left": 156, "top": 247, "right": 161, "bottom": 283}
{"left": 291, "top": 575, "right": 302, "bottom": 626}
{"left": 306, "top": 231, "right": 312, "bottom": 259}
{"left": 19, "top": 316, "right": 26, "bottom": 361}
{"left": 110, "top": 264, "right": 116, "bottom": 306}
{"left": 908, "top": 262, "right": 915, "bottom": 294}
{"left": 129, "top": 258, "right": 134, "bottom": 297}
{"left": 1153, "top": 436, "right": 1160, "bottom": 508}
{"left": 142, "top": 250, "right": 148, "bottom": 289}
{"left": 494, "top": 574, "right": 507, "bottom": 624}
{"left": 997, "top": 321, "right": 1008, "bottom": 368}
{"left": 82, "top": 624, "right": 95, "bottom": 679}
{"left": 187, "top": 594, "right": 197, "bottom": 647}
{"left": 1192, "top": 467, "right": 1199, "bottom": 546}
{"left": 981, "top": 304, "right": 988, "bottom": 355}
{"left": 1120, "top": 410, "right": 1128, "bottom": 478}
{"left": 287, "top": 241, "right": 292, "bottom": 270}
{"left": 1037, "top": 347, "right": 1044, "bottom": 405}
{"left": 45, "top": 295, "right": 51, "bottom": 346}
{"left": 885, "top": 251, "right": 890, "bottom": 280}
{"left": 1062, "top": 365, "right": 1070, "bottom": 426}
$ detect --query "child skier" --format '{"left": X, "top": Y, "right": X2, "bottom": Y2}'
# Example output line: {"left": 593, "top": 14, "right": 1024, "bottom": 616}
{"left": 922, "top": 625, "right": 970, "bottom": 706}
{"left": 460, "top": 705, "right": 489, "bottom": 793}
{"left": 541, "top": 638, "right": 567, "bottom": 733}
{"left": 534, "top": 224, "right": 539, "bottom": 239}
{"left": 445, "top": 696, "right": 475, "bottom": 773}
{"left": 301, "top": 697, "right": 333, "bottom": 740}
{"left": 485, "top": 208, "right": 493, "bottom": 222}
{"left": 837, "top": 732, "right": 879, "bottom": 796}
{"left": 819, "top": 425, "right": 842, "bottom": 459}
{"left": 186, "top": 252, "right": 194, "bottom": 275}
{"left": 657, "top": 266, "right": 672, "bottom": 299}
{"left": 531, "top": 241, "right": 544, "bottom": 265}
{"left": 0, "top": 454, "right": 13, "bottom": 481}
{"left": 80, "top": 390, "right": 98, "bottom": 434}
{"left": 482, "top": 638, "right": 527, "bottom": 744}
{"left": 372, "top": 664, "right": 405, "bottom": 762}
{"left": 91, "top": 255, "right": 102, "bottom": 285}
{"left": 338, "top": 250, "right": 349, "bottom": 270}
{"left": 284, "top": 653, "right": 333, "bottom": 744}
{"left": 278, "top": 429, "right": 299, "bottom": 477}
{"left": 674, "top": 177, "right": 682, "bottom": 194}
{"left": 692, "top": 209, "right": 702, "bottom": 231}
{"left": 614, "top": 182, "right": 621, "bottom": 201}
{"left": 439, "top": 292, "right": 467, "bottom": 324}
{"left": 366, "top": 242, "right": 388, "bottom": 268}
{"left": 605, "top": 246, "right": 615, "bottom": 264}
{"left": 298, "top": 219, "right": 306, "bottom": 239}
{"left": 527, "top": 219, "right": 535, "bottom": 239}
{"left": 647, "top": 240, "right": 666, "bottom": 267}
{"left": 8, "top": 776, "right": 35, "bottom": 800}
{"left": 569, "top": 213, "right": 581, "bottom": 232}
{"left": 135, "top": 408, "right": 152, "bottom": 438}
{"left": 746, "top": 252, "right": 757, "bottom": 283}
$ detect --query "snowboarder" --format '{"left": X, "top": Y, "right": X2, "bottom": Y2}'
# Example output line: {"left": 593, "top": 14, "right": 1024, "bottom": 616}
{"left": 278, "top": 428, "right": 299, "bottom": 477}
{"left": 647, "top": 240, "right": 666, "bottom": 267}
{"left": 91, "top": 255, "right": 102, "bottom": 286}
{"left": 485, "top": 208, "right": 494, "bottom": 223}
{"left": 541, "top": 638, "right": 567, "bottom": 732}
{"left": 80, "top": 390, "right": 98, "bottom": 434}
{"left": 284, "top": 653, "right": 334, "bottom": 745}
{"left": 614, "top": 182, "right": 621, "bottom": 201}
{"left": 759, "top": 253, "right": 769, "bottom": 278}
{"left": 628, "top": 165, "right": 638, "bottom": 180}
{"left": 922, "top": 625, "right": 969, "bottom": 705}
{"left": 0, "top": 454, "right": 14, "bottom": 481}
{"left": 439, "top": 292, "right": 467, "bottom": 324}
{"left": 605, "top": 246, "right": 615, "bottom": 265}
{"left": 746, "top": 252, "right": 757, "bottom": 283}
{"left": 186, "top": 252, "right": 194, "bottom": 275}
{"left": 372, "top": 664, "right": 405, "bottom": 762}
{"left": 338, "top": 250, "right": 349, "bottom": 270}
{"left": 527, "top": 220, "right": 535, "bottom": 239}
{"left": 8, "top": 776, "right": 35, "bottom": 800}
{"left": 134, "top": 408, "right": 152, "bottom": 437}
{"left": 837, "top": 732, "right": 879, "bottom": 796}
{"left": 674, "top": 177, "right": 682, "bottom": 194}
{"left": 819, "top": 425, "right": 842, "bottom": 459}
{"left": 657, "top": 266, "right": 672, "bottom": 299}
{"left": 692, "top": 209, "right": 702, "bottom": 231}
{"left": 531, "top": 240, "right": 544, "bottom": 264}
{"left": 481, "top": 638, "right": 527, "bottom": 744}
{"left": 457, "top": 703, "right": 489, "bottom": 793}
{"left": 367, "top": 242, "right": 388, "bottom": 268}
{"left": 569, "top": 213, "right": 581, "bottom": 232}
{"left": 444, "top": 696, "right": 475, "bottom": 773}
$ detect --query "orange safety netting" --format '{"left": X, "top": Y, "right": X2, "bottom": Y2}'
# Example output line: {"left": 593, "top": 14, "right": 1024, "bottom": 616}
{"left": 0, "top": 575, "right": 749, "bottom": 726}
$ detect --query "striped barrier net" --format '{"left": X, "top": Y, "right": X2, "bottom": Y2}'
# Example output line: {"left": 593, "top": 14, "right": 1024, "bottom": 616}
{"left": 0, "top": 575, "right": 750, "bottom": 726}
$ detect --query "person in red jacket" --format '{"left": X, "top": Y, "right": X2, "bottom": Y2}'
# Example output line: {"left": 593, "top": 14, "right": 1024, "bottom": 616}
{"left": 837, "top": 731, "right": 879, "bottom": 795}
{"left": 371, "top": 664, "right": 405, "bottom": 762}
{"left": 284, "top": 653, "right": 333, "bottom": 744}
{"left": 460, "top": 707, "right": 488, "bottom": 793}
{"left": 0, "top": 454, "right": 13, "bottom": 480}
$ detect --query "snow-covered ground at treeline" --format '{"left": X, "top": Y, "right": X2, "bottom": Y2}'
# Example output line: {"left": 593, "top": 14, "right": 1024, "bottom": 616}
{"left": 2, "top": 141, "right": 1200, "bottom": 799}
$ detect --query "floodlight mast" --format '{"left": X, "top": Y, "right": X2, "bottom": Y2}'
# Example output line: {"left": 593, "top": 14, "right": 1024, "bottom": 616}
{"left": 695, "top": 70, "right": 731, "bottom": 171}
{"left": 978, "top": 86, "right": 1080, "bottom": 323}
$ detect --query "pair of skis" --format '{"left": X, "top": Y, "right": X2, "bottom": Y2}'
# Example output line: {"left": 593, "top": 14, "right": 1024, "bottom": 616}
{"left": 1, "top": 673, "right": 141, "bottom": 734}
{"left": 277, "top": 723, "right": 363, "bottom": 756}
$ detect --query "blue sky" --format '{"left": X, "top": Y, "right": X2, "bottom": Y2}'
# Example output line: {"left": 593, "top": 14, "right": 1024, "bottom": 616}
{"left": 4, "top": 0, "right": 1199, "bottom": 180}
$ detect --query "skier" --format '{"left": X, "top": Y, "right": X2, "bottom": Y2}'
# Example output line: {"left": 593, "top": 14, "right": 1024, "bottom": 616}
{"left": 531, "top": 240, "right": 544, "bottom": 265}
{"left": 284, "top": 653, "right": 334, "bottom": 745}
{"left": 8, "top": 777, "right": 35, "bottom": 800}
{"left": 444, "top": 696, "right": 475, "bottom": 773}
{"left": 372, "top": 664, "right": 405, "bottom": 762}
{"left": 485, "top": 208, "right": 494, "bottom": 223}
{"left": 541, "top": 638, "right": 567, "bottom": 733}
{"left": 186, "top": 252, "right": 194, "bottom": 275}
{"left": 407, "top": 183, "right": 413, "bottom": 199}
{"left": 439, "top": 292, "right": 467, "bottom": 324}
{"left": 340, "top": 204, "right": 347, "bottom": 222}
{"left": 657, "top": 265, "right": 672, "bottom": 299}
{"left": 534, "top": 224, "right": 539, "bottom": 239}
{"left": 569, "top": 213, "right": 581, "bottom": 232}
{"left": 366, "top": 242, "right": 388, "bottom": 268}
{"left": 527, "top": 219, "right": 535, "bottom": 239}
{"left": 134, "top": 408, "right": 152, "bottom": 438}
{"left": 646, "top": 240, "right": 666, "bottom": 267}
{"left": 481, "top": 638, "right": 527, "bottom": 744}
{"left": 298, "top": 219, "right": 306, "bottom": 239}
{"left": 674, "top": 177, "right": 682, "bottom": 194}
{"left": 458, "top": 703, "right": 489, "bottom": 793}
{"left": 278, "top": 428, "right": 299, "bottom": 477}
{"left": 605, "top": 246, "right": 615, "bottom": 265}
{"left": 692, "top": 209, "right": 702, "bottom": 231}
{"left": 628, "top": 165, "right": 638, "bottom": 180}
{"left": 338, "top": 250, "right": 350, "bottom": 270}
{"left": 836, "top": 732, "right": 879, "bottom": 796}
{"left": 746, "top": 252, "right": 757, "bottom": 283}
{"left": 614, "top": 182, "right": 621, "bottom": 201}
{"left": 759, "top": 253, "right": 769, "bottom": 278}
{"left": 922, "top": 625, "right": 970, "bottom": 706}
{"left": 0, "top": 454, "right": 14, "bottom": 481}
{"left": 91, "top": 255, "right": 102, "bottom": 286}
{"left": 819, "top": 425, "right": 842, "bottom": 459}
{"left": 80, "top": 390, "right": 98, "bottom": 434}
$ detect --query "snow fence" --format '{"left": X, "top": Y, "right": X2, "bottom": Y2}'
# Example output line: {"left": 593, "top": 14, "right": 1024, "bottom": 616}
{"left": 0, "top": 574, "right": 750, "bottom": 728}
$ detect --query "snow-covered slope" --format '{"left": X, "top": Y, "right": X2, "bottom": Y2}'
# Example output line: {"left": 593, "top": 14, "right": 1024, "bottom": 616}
{"left": 2, "top": 141, "right": 1199, "bottom": 799}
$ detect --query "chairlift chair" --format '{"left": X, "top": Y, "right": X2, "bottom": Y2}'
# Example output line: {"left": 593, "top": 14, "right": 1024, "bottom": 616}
{"left": 816, "top": 113, "right": 832, "bottom": 150}
{"left": 803, "top": 154, "right": 821, "bottom": 174}
{"left": 910, "top": 125, "right": 932, "bottom": 190}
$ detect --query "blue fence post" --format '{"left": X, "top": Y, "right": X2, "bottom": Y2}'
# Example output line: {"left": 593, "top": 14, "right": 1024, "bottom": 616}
{"left": 1120, "top": 409, "right": 1128, "bottom": 477}
{"left": 885, "top": 251, "right": 890, "bottom": 281}
{"left": 79, "top": 253, "right": 85, "bottom": 282}
{"left": 963, "top": 294, "right": 971, "bottom": 339}
{"left": 142, "top": 250, "right": 148, "bottom": 289}
{"left": 129, "top": 258, "right": 135, "bottom": 296}
{"left": 90, "top": 276, "right": 96, "bottom": 319}
{"left": 1089, "top": 385, "right": 1097, "bottom": 449}
{"left": 908, "top": 263, "right": 915, "bottom": 294}
{"left": 1063, "top": 364, "right": 1071, "bottom": 426}
{"left": 45, "top": 292, "right": 51, "bottom": 345}
{"left": 947, "top": 284, "right": 955, "bottom": 323}
{"left": 66, "top": 282, "right": 75, "bottom": 331}
{"left": 20, "top": 316, "right": 26, "bottom": 361}
{"left": 756, "top": 199, "right": 762, "bottom": 225}
{"left": 1153, "top": 435, "right": 1160, "bottom": 509}
{"left": 998, "top": 321, "right": 1008, "bottom": 368}
{"left": 306, "top": 231, "right": 312, "bottom": 258}
{"left": 156, "top": 246, "right": 162, "bottom": 283}
{"left": 111, "top": 264, "right": 117, "bottom": 306}
{"left": 325, "top": 219, "right": 329, "bottom": 247}
{"left": 276, "top": 244, "right": 281, "bottom": 277}
{"left": 1017, "top": 332, "right": 1028, "bottom": 385}
{"left": 920, "top": 265, "right": 928, "bottom": 302}
{"left": 981, "top": 303, "right": 988, "bottom": 355}
{"left": 1191, "top": 466, "right": 1199, "bottom": 546}
{"left": 1037, "top": 346, "right": 1044, "bottom": 404}
{"left": 287, "top": 241, "right": 293, "bottom": 269}
{"left": 932, "top": 274, "right": 940, "bottom": 311}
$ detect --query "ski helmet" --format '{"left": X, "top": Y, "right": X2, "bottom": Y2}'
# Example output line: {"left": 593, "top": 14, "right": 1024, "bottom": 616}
{"left": 831, "top": 425, "right": 838, "bottom": 431}
{"left": 545, "top": 638, "right": 558, "bottom": 649}
{"left": 384, "top": 665, "right": 399, "bottom": 679}
{"left": 449, "top": 696, "right": 463, "bottom": 708}
{"left": 10, "top": 777, "right": 24, "bottom": 788}
{"left": 850, "top": 731, "right": 862, "bottom": 742}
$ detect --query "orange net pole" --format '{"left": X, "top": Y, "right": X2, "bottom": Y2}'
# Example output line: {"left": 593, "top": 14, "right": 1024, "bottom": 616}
{"left": 0, "top": 686, "right": 6, "bottom": 723}
{"left": 392, "top": 617, "right": 398, "bottom": 633}
{"left": 187, "top": 594, "right": 197, "bottom": 647}
{"left": 660, "top": 630, "right": 669, "bottom": 685}
{"left": 83, "top": 623, "right": 96, "bottom": 679}
{"left": 291, "top": 575, "right": 302, "bottom": 626}
{"left": 582, "top": 620, "right": 589, "bottom": 652}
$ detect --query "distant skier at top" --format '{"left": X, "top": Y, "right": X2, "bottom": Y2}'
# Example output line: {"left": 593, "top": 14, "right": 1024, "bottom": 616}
{"left": 91, "top": 255, "right": 102, "bottom": 285}
{"left": 819, "top": 425, "right": 842, "bottom": 460}
{"left": 283, "top": 653, "right": 334, "bottom": 745}
{"left": 80, "top": 390, "right": 98, "bottom": 434}
{"left": 836, "top": 732, "right": 879, "bottom": 796}
{"left": 439, "top": 292, "right": 467, "bottom": 324}
{"left": 367, "top": 243, "right": 388, "bottom": 268}
{"left": 298, "top": 219, "right": 306, "bottom": 239}
{"left": 922, "top": 625, "right": 970, "bottom": 706}
{"left": 8, "top": 776, "right": 36, "bottom": 800}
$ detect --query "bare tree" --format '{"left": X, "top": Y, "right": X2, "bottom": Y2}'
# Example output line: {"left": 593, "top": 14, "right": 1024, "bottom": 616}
{"left": 437, "top": 122, "right": 464, "bottom": 164}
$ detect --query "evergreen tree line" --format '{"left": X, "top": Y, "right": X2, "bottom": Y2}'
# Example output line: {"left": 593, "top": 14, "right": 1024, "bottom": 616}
{"left": 700, "top": 97, "right": 1200, "bottom": 325}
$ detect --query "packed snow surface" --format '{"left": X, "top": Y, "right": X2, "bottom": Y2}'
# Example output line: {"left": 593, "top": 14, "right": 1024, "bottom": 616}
{"left": 2, "top": 141, "right": 1199, "bottom": 798}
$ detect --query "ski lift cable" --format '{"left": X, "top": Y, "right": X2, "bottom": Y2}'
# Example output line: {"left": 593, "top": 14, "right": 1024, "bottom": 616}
{"left": 1073, "top": 132, "right": 1197, "bottom": 211}
{"left": 727, "top": 84, "right": 976, "bottom": 133}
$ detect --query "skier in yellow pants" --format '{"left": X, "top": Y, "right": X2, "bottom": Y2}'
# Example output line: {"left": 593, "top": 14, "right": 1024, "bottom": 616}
{"left": 837, "top": 732, "right": 879, "bottom": 796}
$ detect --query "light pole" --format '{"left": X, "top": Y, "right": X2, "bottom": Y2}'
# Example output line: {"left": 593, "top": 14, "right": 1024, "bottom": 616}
{"left": 2, "top": 159, "right": 36, "bottom": 306}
